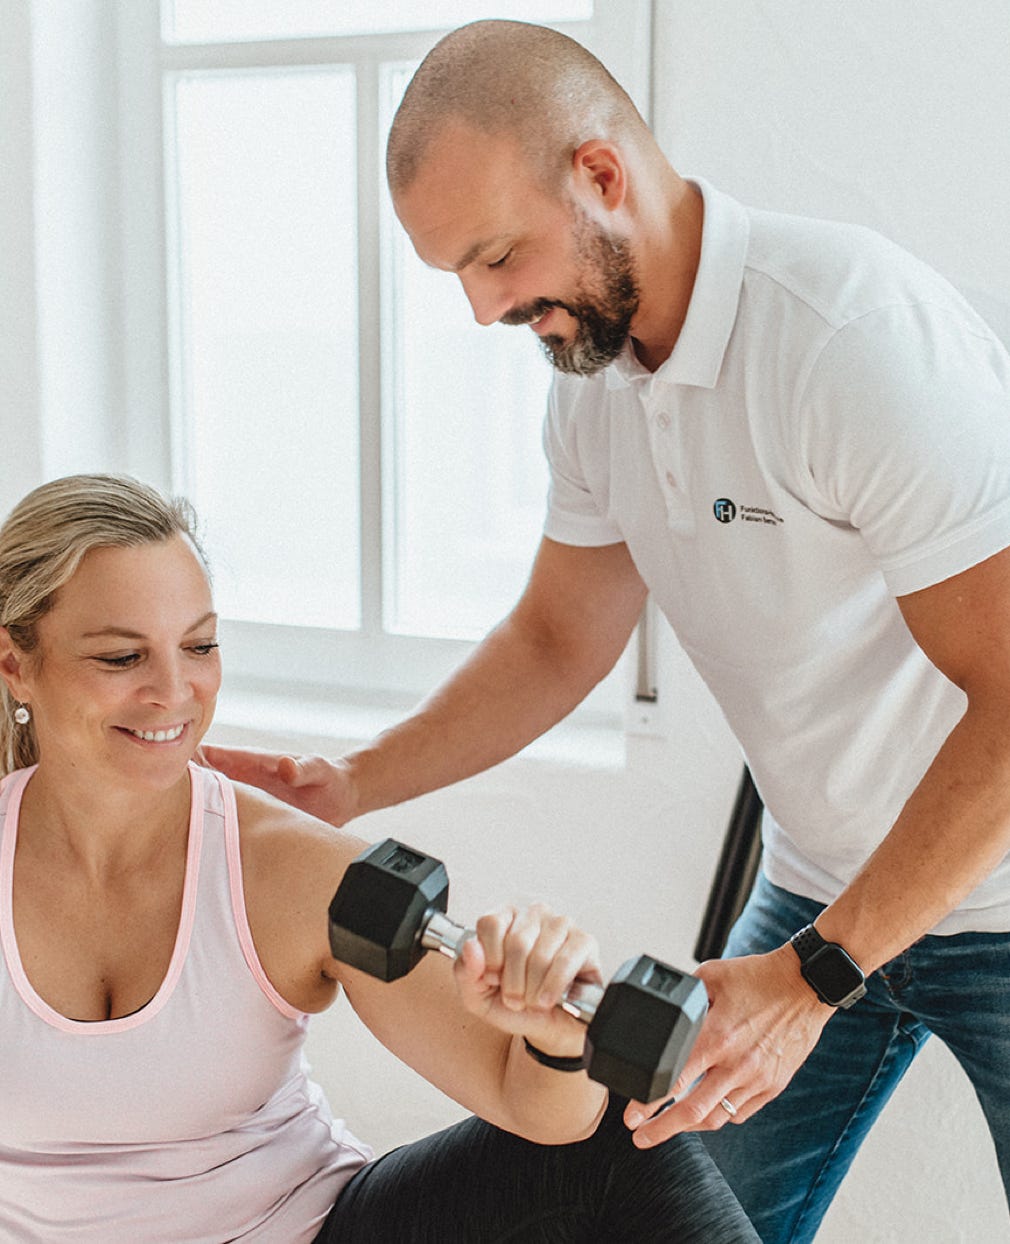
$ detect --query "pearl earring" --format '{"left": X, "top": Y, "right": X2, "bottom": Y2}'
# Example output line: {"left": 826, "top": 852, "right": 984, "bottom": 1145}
{"left": 13, "top": 704, "right": 30, "bottom": 726}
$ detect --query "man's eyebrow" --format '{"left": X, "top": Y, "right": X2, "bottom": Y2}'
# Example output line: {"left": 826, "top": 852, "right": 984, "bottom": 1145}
{"left": 81, "top": 611, "right": 218, "bottom": 640}
{"left": 450, "top": 236, "right": 511, "bottom": 273}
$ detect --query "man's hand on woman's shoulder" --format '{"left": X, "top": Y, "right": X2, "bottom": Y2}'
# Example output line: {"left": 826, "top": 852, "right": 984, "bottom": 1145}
{"left": 199, "top": 744, "right": 358, "bottom": 827}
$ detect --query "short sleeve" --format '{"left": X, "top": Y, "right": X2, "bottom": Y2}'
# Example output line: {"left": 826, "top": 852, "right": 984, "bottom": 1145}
{"left": 798, "top": 301, "right": 1010, "bottom": 595}
{"left": 541, "top": 378, "right": 624, "bottom": 547}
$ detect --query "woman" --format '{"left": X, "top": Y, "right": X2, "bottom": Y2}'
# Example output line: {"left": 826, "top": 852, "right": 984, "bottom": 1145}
{"left": 0, "top": 474, "right": 757, "bottom": 1242}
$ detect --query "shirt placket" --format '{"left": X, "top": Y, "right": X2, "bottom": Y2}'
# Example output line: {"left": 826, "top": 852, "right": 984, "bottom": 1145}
{"left": 641, "top": 382, "right": 693, "bottom": 535}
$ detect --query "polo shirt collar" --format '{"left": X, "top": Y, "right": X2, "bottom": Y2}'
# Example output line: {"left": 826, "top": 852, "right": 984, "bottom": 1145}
{"left": 606, "top": 178, "right": 750, "bottom": 391}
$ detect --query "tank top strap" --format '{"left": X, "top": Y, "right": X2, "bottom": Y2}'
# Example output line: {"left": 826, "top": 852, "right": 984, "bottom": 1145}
{"left": 192, "top": 763, "right": 305, "bottom": 1019}
{"left": 0, "top": 767, "right": 36, "bottom": 996}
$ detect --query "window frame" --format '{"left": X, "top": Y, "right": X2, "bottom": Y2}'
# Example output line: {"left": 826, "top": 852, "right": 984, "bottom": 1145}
{"left": 115, "top": 1, "right": 653, "bottom": 714}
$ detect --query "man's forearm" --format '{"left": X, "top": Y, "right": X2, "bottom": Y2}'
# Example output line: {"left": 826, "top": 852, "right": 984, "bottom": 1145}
{"left": 343, "top": 612, "right": 613, "bottom": 819}
{"left": 816, "top": 696, "right": 1010, "bottom": 973}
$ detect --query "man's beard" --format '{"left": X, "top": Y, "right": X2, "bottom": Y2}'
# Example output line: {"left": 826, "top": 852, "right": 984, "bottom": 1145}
{"left": 500, "top": 214, "right": 640, "bottom": 377}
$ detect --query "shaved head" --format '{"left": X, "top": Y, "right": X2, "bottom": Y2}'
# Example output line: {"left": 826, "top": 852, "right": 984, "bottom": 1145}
{"left": 387, "top": 19, "right": 650, "bottom": 197}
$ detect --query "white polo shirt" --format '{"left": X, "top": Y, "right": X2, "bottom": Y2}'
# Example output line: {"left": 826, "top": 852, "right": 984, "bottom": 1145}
{"left": 544, "top": 179, "right": 1010, "bottom": 933}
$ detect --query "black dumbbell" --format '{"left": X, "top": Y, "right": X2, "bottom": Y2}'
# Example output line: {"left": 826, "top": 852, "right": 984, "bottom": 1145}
{"left": 328, "top": 837, "right": 708, "bottom": 1102}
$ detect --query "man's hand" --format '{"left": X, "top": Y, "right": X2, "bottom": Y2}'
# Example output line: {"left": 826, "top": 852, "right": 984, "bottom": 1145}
{"left": 623, "top": 945, "right": 834, "bottom": 1146}
{"left": 199, "top": 744, "right": 358, "bottom": 827}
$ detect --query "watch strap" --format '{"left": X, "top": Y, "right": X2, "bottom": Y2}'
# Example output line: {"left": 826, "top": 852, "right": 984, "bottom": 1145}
{"left": 789, "top": 924, "right": 828, "bottom": 964}
{"left": 789, "top": 923, "right": 866, "bottom": 1008}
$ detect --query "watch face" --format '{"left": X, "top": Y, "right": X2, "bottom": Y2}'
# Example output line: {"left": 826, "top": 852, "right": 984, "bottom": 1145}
{"left": 806, "top": 946, "right": 864, "bottom": 1005}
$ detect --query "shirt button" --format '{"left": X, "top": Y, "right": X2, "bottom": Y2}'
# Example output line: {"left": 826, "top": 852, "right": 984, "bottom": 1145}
{"left": 665, "top": 469, "right": 676, "bottom": 489}
{"left": 657, "top": 411, "right": 672, "bottom": 430}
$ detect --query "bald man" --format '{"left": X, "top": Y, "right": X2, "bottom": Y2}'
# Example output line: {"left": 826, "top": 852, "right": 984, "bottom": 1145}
{"left": 207, "top": 21, "right": 1010, "bottom": 1242}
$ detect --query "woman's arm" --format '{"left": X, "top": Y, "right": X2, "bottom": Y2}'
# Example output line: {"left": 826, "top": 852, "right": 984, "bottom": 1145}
{"left": 337, "top": 905, "right": 608, "bottom": 1145}
{"left": 237, "top": 785, "right": 608, "bottom": 1145}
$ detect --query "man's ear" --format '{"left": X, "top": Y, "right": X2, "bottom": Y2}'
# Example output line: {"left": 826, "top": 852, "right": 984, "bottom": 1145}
{"left": 0, "top": 628, "right": 30, "bottom": 702}
{"left": 570, "top": 139, "right": 628, "bottom": 214}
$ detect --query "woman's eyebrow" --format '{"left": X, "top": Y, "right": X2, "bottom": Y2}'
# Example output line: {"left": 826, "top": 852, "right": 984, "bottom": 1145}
{"left": 81, "top": 611, "right": 218, "bottom": 640}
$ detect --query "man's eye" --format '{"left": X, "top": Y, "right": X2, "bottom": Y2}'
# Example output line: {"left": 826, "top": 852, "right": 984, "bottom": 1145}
{"left": 488, "top": 249, "right": 513, "bottom": 269}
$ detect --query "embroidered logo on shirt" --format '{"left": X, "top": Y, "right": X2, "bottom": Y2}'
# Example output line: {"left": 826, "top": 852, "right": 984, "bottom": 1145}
{"left": 713, "top": 499, "right": 784, "bottom": 526}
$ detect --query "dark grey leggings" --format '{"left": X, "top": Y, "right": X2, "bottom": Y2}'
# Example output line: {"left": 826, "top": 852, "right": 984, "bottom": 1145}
{"left": 314, "top": 1094, "right": 759, "bottom": 1242}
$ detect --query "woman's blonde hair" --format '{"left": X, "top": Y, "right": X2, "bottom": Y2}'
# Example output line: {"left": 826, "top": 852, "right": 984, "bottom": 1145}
{"left": 0, "top": 474, "right": 204, "bottom": 776}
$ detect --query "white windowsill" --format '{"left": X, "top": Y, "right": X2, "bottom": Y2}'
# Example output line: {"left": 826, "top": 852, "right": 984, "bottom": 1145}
{"left": 211, "top": 683, "right": 626, "bottom": 771}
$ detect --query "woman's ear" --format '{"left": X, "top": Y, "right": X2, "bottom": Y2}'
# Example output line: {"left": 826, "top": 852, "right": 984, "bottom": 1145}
{"left": 570, "top": 139, "right": 628, "bottom": 214}
{"left": 0, "top": 628, "right": 30, "bottom": 702}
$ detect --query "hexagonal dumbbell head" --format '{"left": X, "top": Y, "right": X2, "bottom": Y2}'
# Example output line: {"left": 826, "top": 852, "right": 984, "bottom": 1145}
{"left": 585, "top": 955, "right": 708, "bottom": 1102}
{"left": 328, "top": 839, "right": 450, "bottom": 981}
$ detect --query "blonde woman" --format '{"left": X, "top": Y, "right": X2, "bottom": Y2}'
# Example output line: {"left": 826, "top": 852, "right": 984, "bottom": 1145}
{"left": 0, "top": 474, "right": 756, "bottom": 1242}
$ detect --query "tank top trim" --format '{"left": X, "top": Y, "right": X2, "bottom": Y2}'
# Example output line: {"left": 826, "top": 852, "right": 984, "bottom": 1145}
{"left": 0, "top": 765, "right": 204, "bottom": 1035}
{"left": 214, "top": 766, "right": 306, "bottom": 1021}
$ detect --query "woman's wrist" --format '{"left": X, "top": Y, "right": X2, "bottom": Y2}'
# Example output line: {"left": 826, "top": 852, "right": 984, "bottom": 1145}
{"left": 522, "top": 1036, "right": 590, "bottom": 1072}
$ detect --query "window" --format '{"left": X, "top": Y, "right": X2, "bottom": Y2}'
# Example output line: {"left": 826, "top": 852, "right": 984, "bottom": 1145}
{"left": 117, "top": 2, "right": 652, "bottom": 712}
{"left": 164, "top": 2, "right": 595, "bottom": 43}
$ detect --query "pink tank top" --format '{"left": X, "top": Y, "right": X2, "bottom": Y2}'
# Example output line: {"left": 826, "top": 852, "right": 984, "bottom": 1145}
{"left": 0, "top": 763, "right": 371, "bottom": 1242}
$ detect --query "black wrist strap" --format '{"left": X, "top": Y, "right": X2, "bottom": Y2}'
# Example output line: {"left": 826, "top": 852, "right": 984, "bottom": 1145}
{"left": 522, "top": 1037, "right": 589, "bottom": 1072}
{"left": 789, "top": 924, "right": 826, "bottom": 963}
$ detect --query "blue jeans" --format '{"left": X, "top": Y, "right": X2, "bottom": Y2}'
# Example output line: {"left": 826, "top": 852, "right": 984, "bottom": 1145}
{"left": 315, "top": 1092, "right": 758, "bottom": 1241}
{"left": 702, "top": 872, "right": 1010, "bottom": 1243}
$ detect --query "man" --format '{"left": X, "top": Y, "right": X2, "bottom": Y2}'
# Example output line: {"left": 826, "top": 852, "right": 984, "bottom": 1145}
{"left": 206, "top": 20, "right": 1010, "bottom": 1243}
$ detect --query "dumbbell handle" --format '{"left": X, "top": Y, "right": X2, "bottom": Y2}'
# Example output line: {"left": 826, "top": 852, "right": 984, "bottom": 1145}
{"left": 421, "top": 910, "right": 605, "bottom": 1023}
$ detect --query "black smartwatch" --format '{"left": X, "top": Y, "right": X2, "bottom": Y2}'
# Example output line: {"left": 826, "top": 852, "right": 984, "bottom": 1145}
{"left": 789, "top": 925, "right": 866, "bottom": 1009}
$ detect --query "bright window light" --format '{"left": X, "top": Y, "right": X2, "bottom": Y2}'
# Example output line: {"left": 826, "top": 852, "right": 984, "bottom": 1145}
{"left": 381, "top": 66, "right": 552, "bottom": 639}
{"left": 144, "top": 0, "right": 647, "bottom": 704}
{"left": 164, "top": 1, "right": 593, "bottom": 43}
{"left": 168, "top": 69, "right": 361, "bottom": 629}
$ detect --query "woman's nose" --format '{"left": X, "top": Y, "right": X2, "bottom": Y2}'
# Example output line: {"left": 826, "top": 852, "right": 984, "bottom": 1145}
{"left": 140, "top": 656, "right": 189, "bottom": 707}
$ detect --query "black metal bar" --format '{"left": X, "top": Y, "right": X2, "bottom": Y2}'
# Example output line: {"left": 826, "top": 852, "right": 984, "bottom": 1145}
{"left": 693, "top": 766, "right": 764, "bottom": 963}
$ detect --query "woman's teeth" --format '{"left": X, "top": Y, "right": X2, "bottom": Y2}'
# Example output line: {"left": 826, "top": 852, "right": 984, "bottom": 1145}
{"left": 128, "top": 724, "right": 185, "bottom": 743}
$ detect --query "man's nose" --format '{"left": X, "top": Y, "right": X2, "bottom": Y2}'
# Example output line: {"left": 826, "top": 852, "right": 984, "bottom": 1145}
{"left": 459, "top": 274, "right": 512, "bottom": 327}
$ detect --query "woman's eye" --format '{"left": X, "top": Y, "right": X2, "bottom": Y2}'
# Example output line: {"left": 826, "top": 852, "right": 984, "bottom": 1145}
{"left": 97, "top": 654, "right": 140, "bottom": 668}
{"left": 190, "top": 642, "right": 220, "bottom": 657}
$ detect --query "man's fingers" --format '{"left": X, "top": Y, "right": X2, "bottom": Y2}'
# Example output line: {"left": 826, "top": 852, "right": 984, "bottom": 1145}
{"left": 200, "top": 743, "right": 282, "bottom": 781}
{"left": 627, "top": 1082, "right": 745, "bottom": 1148}
{"left": 276, "top": 753, "right": 314, "bottom": 786}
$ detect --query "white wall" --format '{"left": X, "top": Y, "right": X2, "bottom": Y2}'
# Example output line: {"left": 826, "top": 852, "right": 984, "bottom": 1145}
{"left": 0, "top": 1, "right": 44, "bottom": 507}
{"left": 0, "top": 0, "right": 127, "bottom": 518}
{"left": 652, "top": 0, "right": 1010, "bottom": 337}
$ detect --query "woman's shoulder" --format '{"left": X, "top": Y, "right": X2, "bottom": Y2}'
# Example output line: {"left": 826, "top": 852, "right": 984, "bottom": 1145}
{"left": 230, "top": 780, "right": 366, "bottom": 889}
{"left": 227, "top": 780, "right": 370, "bottom": 1005}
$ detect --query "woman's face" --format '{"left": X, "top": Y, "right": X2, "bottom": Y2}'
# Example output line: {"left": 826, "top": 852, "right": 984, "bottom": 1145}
{"left": 5, "top": 534, "right": 221, "bottom": 790}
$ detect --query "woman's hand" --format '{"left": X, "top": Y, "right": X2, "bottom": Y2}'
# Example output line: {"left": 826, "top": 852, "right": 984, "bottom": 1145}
{"left": 453, "top": 903, "right": 602, "bottom": 1057}
{"left": 337, "top": 897, "right": 608, "bottom": 1145}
